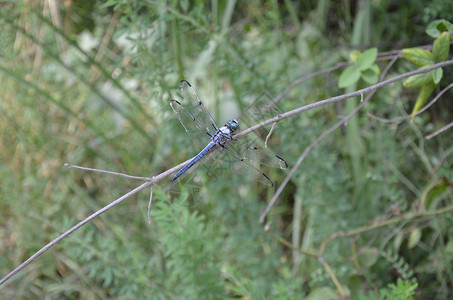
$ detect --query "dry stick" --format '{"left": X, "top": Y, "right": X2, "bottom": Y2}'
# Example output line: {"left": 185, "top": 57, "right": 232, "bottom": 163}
{"left": 2, "top": 60, "right": 452, "bottom": 286}
{"left": 269, "top": 62, "right": 351, "bottom": 106}
{"left": 426, "top": 121, "right": 453, "bottom": 140}
{"left": 264, "top": 225, "right": 345, "bottom": 296}
{"left": 236, "top": 60, "right": 453, "bottom": 140}
{"left": 368, "top": 82, "right": 453, "bottom": 124}
{"left": 0, "top": 163, "right": 183, "bottom": 286}
{"left": 148, "top": 185, "right": 154, "bottom": 224}
{"left": 64, "top": 163, "right": 153, "bottom": 181}
{"left": 259, "top": 56, "right": 401, "bottom": 223}
{"left": 0, "top": 182, "right": 150, "bottom": 286}
{"left": 266, "top": 204, "right": 453, "bottom": 294}
{"left": 259, "top": 93, "right": 367, "bottom": 223}
{"left": 318, "top": 204, "right": 453, "bottom": 255}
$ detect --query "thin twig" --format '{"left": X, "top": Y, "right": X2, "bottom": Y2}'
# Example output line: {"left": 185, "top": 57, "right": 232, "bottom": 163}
{"left": 259, "top": 56, "right": 401, "bottom": 223}
{"left": 0, "top": 181, "right": 151, "bottom": 286}
{"left": 148, "top": 185, "right": 154, "bottom": 224}
{"left": 259, "top": 57, "right": 397, "bottom": 223}
{"left": 426, "top": 121, "right": 453, "bottom": 140}
{"left": 266, "top": 203, "right": 453, "bottom": 295}
{"left": 236, "top": 60, "right": 453, "bottom": 140}
{"left": 264, "top": 121, "right": 278, "bottom": 148}
{"left": 64, "top": 163, "right": 153, "bottom": 181}
{"left": 0, "top": 162, "right": 186, "bottom": 286}
{"left": 368, "top": 82, "right": 453, "bottom": 124}
{"left": 2, "top": 59, "right": 452, "bottom": 286}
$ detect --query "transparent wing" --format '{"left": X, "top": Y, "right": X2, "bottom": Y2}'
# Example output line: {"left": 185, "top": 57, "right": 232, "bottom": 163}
{"left": 212, "top": 139, "right": 287, "bottom": 187}
{"left": 170, "top": 80, "right": 218, "bottom": 139}
{"left": 225, "top": 138, "right": 288, "bottom": 169}
{"left": 215, "top": 145, "right": 274, "bottom": 186}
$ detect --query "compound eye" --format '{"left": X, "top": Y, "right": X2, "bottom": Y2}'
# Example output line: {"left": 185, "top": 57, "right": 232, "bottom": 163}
{"left": 228, "top": 119, "right": 238, "bottom": 131}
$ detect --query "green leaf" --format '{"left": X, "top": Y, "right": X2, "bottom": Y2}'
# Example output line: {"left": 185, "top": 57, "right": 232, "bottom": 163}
{"left": 408, "top": 228, "right": 422, "bottom": 249}
{"left": 402, "top": 48, "right": 434, "bottom": 67}
{"left": 411, "top": 81, "right": 436, "bottom": 121}
{"left": 339, "top": 65, "right": 361, "bottom": 88}
{"left": 420, "top": 177, "right": 450, "bottom": 209}
{"left": 432, "top": 68, "right": 443, "bottom": 84}
{"left": 348, "top": 275, "right": 365, "bottom": 299}
{"left": 361, "top": 68, "right": 379, "bottom": 84}
{"left": 403, "top": 72, "right": 432, "bottom": 88}
{"left": 432, "top": 32, "right": 450, "bottom": 62}
{"left": 306, "top": 287, "right": 338, "bottom": 300}
{"left": 358, "top": 247, "right": 379, "bottom": 267}
{"left": 356, "top": 47, "right": 377, "bottom": 70}
{"left": 426, "top": 19, "right": 453, "bottom": 38}
{"left": 370, "top": 64, "right": 380, "bottom": 75}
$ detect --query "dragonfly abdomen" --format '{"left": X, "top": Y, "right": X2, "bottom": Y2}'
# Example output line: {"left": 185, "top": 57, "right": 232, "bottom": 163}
{"left": 171, "top": 141, "right": 217, "bottom": 182}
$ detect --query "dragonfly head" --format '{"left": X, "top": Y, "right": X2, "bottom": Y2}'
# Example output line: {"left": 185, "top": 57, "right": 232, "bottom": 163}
{"left": 226, "top": 119, "right": 239, "bottom": 132}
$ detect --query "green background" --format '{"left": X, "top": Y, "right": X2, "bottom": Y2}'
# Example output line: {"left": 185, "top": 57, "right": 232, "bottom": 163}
{"left": 0, "top": 1, "right": 452, "bottom": 299}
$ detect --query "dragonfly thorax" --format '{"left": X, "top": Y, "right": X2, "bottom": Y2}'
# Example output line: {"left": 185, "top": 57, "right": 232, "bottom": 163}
{"left": 213, "top": 124, "right": 234, "bottom": 146}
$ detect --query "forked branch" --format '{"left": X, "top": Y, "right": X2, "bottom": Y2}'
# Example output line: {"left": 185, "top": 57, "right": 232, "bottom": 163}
{"left": 1, "top": 59, "right": 453, "bottom": 287}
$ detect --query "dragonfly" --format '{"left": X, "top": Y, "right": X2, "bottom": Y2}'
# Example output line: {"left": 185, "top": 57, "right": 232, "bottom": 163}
{"left": 170, "top": 80, "right": 287, "bottom": 187}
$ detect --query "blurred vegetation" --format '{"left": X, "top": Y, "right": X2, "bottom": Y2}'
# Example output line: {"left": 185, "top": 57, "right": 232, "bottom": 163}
{"left": 0, "top": 0, "right": 452, "bottom": 299}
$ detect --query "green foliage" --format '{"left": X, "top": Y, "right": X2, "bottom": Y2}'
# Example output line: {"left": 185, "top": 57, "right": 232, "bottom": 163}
{"left": 360, "top": 279, "right": 418, "bottom": 300}
{"left": 1, "top": 1, "right": 452, "bottom": 299}
{"left": 339, "top": 48, "right": 380, "bottom": 88}
{"left": 402, "top": 19, "right": 451, "bottom": 120}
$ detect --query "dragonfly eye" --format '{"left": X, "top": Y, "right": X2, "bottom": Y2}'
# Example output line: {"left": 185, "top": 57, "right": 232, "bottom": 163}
{"left": 227, "top": 119, "right": 239, "bottom": 131}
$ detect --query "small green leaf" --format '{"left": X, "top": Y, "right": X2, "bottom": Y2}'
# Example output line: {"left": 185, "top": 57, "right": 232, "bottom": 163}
{"left": 356, "top": 47, "right": 378, "bottom": 70}
{"left": 411, "top": 81, "right": 436, "bottom": 121}
{"left": 408, "top": 228, "right": 422, "bottom": 249}
{"left": 420, "top": 177, "right": 450, "bottom": 209}
{"left": 370, "top": 64, "right": 380, "bottom": 75}
{"left": 361, "top": 68, "right": 379, "bottom": 84}
{"left": 432, "top": 32, "right": 450, "bottom": 62}
{"left": 403, "top": 72, "right": 432, "bottom": 88}
{"left": 432, "top": 68, "right": 443, "bottom": 84}
{"left": 426, "top": 19, "right": 453, "bottom": 38}
{"left": 402, "top": 48, "right": 434, "bottom": 67}
{"left": 339, "top": 65, "right": 361, "bottom": 88}
{"left": 358, "top": 247, "right": 379, "bottom": 267}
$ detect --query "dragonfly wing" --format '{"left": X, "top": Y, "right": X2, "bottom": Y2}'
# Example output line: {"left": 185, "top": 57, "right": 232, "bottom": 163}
{"left": 170, "top": 99, "right": 209, "bottom": 140}
{"left": 214, "top": 143, "right": 276, "bottom": 187}
{"left": 225, "top": 138, "right": 288, "bottom": 169}
{"left": 172, "top": 80, "right": 218, "bottom": 137}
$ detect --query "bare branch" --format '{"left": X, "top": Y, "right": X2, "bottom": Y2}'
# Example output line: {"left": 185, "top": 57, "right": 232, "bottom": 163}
{"left": 264, "top": 121, "right": 278, "bottom": 148}
{"left": 368, "top": 82, "right": 453, "bottom": 124}
{"left": 148, "top": 185, "right": 154, "bottom": 224}
{"left": 426, "top": 121, "right": 453, "bottom": 140}
{"left": 237, "top": 59, "right": 453, "bottom": 140}
{"left": 0, "top": 181, "right": 152, "bottom": 286}
{"left": 259, "top": 56, "right": 400, "bottom": 223}
{"left": 2, "top": 59, "right": 452, "bottom": 286}
{"left": 64, "top": 163, "right": 153, "bottom": 181}
{"left": 0, "top": 160, "right": 191, "bottom": 286}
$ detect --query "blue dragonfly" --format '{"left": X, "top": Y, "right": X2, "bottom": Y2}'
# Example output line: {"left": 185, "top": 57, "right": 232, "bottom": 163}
{"left": 170, "top": 80, "right": 287, "bottom": 187}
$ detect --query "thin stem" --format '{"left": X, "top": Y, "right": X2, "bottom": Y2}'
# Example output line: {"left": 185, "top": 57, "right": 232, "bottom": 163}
{"left": 426, "top": 121, "right": 453, "bottom": 140}
{"left": 368, "top": 82, "right": 453, "bottom": 124}
{"left": 0, "top": 181, "right": 152, "bottom": 286}
{"left": 2, "top": 59, "right": 452, "bottom": 286}
{"left": 64, "top": 164, "right": 153, "bottom": 181}
{"left": 236, "top": 59, "right": 453, "bottom": 139}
